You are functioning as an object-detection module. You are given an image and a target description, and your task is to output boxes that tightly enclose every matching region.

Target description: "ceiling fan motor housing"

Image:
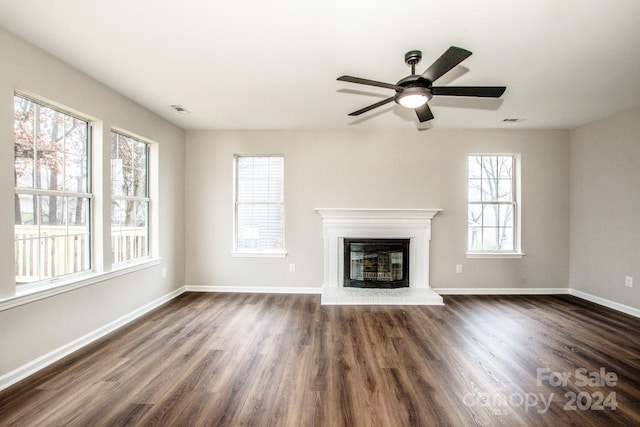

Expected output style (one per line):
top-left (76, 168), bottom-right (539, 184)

top-left (394, 75), bottom-right (433, 106)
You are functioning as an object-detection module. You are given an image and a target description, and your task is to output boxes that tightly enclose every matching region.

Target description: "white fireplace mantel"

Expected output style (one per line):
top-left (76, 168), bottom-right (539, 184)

top-left (315, 208), bottom-right (443, 305)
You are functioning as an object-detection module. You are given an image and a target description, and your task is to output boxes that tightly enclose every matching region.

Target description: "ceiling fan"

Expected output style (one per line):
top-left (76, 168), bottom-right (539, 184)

top-left (337, 46), bottom-right (506, 123)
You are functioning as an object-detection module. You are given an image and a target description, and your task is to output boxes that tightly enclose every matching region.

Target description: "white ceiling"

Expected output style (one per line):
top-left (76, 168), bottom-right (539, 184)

top-left (0, 0), bottom-right (639, 130)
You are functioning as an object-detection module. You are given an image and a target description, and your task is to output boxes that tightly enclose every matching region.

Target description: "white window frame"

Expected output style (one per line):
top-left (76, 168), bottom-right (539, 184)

top-left (13, 93), bottom-right (93, 288)
top-left (2, 91), bottom-right (161, 310)
top-left (232, 155), bottom-right (286, 258)
top-left (466, 153), bottom-right (524, 259)
top-left (110, 130), bottom-right (151, 265)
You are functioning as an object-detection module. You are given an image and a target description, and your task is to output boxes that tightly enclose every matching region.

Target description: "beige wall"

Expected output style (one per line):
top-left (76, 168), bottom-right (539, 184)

top-left (0, 28), bottom-right (185, 375)
top-left (570, 106), bottom-right (640, 309)
top-left (186, 128), bottom-right (570, 290)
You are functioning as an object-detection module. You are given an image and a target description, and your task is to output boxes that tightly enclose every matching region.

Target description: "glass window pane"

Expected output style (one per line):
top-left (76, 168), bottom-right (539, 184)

top-left (67, 197), bottom-right (89, 227)
top-left (65, 154), bottom-right (88, 192)
top-left (133, 168), bottom-right (147, 198)
top-left (468, 156), bottom-right (481, 179)
top-left (468, 204), bottom-right (482, 227)
top-left (468, 179), bottom-right (481, 201)
top-left (135, 201), bottom-right (149, 257)
top-left (14, 156), bottom-right (34, 188)
top-left (36, 150), bottom-right (64, 191)
top-left (499, 205), bottom-right (514, 228)
top-left (468, 227), bottom-right (483, 251)
top-left (482, 205), bottom-right (498, 227)
top-left (497, 179), bottom-right (513, 202)
top-left (39, 235), bottom-right (68, 279)
top-left (480, 179), bottom-right (495, 201)
top-left (66, 234), bottom-right (90, 275)
top-left (37, 106), bottom-right (64, 150)
top-left (117, 135), bottom-right (133, 168)
top-left (482, 227), bottom-right (498, 250)
top-left (15, 194), bottom-right (36, 226)
top-left (498, 227), bottom-right (514, 251)
top-left (40, 195), bottom-right (66, 237)
top-left (15, 238), bottom-right (39, 282)
top-left (497, 156), bottom-right (513, 179)
top-left (481, 156), bottom-right (496, 179)
top-left (14, 97), bottom-right (35, 159)
top-left (111, 199), bottom-right (125, 229)
top-left (64, 116), bottom-right (87, 157)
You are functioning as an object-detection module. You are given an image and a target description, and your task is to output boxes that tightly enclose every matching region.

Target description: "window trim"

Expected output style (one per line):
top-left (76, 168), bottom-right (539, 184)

top-left (8, 90), bottom-right (162, 302)
top-left (232, 155), bottom-right (286, 257)
top-left (0, 258), bottom-right (161, 312)
top-left (110, 130), bottom-right (152, 265)
top-left (13, 93), bottom-right (94, 285)
top-left (466, 153), bottom-right (524, 259)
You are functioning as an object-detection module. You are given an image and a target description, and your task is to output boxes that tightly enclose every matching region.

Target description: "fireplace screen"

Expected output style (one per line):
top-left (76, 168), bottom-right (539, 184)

top-left (344, 238), bottom-right (410, 288)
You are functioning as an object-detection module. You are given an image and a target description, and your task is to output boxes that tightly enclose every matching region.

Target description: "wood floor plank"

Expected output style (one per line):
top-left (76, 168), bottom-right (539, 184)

top-left (1, 293), bottom-right (639, 426)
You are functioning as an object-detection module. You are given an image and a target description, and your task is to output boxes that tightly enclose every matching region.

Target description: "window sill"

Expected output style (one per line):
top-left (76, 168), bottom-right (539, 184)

top-left (466, 252), bottom-right (525, 259)
top-left (231, 250), bottom-right (288, 258)
top-left (0, 258), bottom-right (161, 312)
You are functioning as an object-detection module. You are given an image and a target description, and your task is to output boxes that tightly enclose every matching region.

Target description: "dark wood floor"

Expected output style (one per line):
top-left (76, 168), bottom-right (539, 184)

top-left (1, 293), bottom-right (639, 426)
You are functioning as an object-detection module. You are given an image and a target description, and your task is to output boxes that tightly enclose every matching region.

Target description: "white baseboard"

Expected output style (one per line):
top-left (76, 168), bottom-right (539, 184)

top-left (0, 286), bottom-right (186, 392)
top-left (433, 287), bottom-right (570, 295)
top-left (568, 289), bottom-right (640, 319)
top-left (185, 285), bottom-right (322, 295)
top-left (433, 287), bottom-right (640, 319)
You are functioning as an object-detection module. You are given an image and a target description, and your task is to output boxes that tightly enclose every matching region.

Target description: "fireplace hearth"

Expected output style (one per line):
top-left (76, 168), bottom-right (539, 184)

top-left (344, 239), bottom-right (410, 288)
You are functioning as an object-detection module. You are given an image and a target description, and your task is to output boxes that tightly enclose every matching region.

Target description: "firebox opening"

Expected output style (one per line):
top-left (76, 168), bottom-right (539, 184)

top-left (344, 238), bottom-right (410, 288)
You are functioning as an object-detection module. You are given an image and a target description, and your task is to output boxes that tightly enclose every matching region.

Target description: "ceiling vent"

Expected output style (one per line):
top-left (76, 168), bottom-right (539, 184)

top-left (502, 118), bottom-right (524, 123)
top-left (170, 104), bottom-right (191, 114)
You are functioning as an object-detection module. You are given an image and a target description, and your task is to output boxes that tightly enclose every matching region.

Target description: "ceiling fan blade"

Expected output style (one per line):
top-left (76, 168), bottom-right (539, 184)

top-left (432, 86), bottom-right (506, 98)
top-left (415, 103), bottom-right (434, 122)
top-left (338, 76), bottom-right (404, 91)
top-left (421, 46), bottom-right (472, 83)
top-left (348, 96), bottom-right (395, 116)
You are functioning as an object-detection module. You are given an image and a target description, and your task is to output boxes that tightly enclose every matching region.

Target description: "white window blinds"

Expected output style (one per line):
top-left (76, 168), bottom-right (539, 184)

top-left (235, 156), bottom-right (284, 252)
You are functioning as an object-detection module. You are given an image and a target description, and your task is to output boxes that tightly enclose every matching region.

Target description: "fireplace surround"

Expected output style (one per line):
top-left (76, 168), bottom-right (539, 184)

top-left (315, 208), bottom-right (443, 305)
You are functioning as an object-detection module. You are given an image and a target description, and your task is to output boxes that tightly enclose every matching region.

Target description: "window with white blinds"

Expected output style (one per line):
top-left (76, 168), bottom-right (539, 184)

top-left (234, 156), bottom-right (285, 255)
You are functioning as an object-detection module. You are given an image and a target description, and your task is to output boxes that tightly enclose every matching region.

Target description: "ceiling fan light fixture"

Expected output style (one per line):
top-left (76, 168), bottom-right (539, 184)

top-left (395, 87), bottom-right (433, 109)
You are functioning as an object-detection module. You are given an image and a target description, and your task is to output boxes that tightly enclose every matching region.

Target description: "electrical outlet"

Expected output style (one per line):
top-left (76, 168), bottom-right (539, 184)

top-left (289, 263), bottom-right (296, 273)
top-left (625, 276), bottom-right (633, 288)
top-left (161, 268), bottom-right (167, 279)
top-left (456, 264), bottom-right (463, 274)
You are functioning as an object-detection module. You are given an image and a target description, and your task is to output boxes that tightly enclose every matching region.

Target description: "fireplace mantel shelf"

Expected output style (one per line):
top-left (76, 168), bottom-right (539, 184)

top-left (315, 208), bottom-right (443, 306)
top-left (315, 208), bottom-right (442, 221)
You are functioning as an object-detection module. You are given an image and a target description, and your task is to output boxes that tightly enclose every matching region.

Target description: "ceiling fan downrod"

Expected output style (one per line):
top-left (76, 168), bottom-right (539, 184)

top-left (404, 50), bottom-right (422, 75)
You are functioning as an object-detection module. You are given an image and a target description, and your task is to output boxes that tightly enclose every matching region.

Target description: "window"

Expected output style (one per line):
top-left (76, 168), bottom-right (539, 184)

top-left (14, 94), bottom-right (91, 283)
top-left (111, 131), bottom-right (150, 263)
top-left (467, 154), bottom-right (521, 255)
top-left (234, 156), bottom-right (285, 255)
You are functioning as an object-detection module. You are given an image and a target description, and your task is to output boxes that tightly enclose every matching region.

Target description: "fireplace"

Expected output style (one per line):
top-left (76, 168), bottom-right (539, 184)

top-left (344, 239), bottom-right (410, 288)
top-left (315, 208), bottom-right (444, 305)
